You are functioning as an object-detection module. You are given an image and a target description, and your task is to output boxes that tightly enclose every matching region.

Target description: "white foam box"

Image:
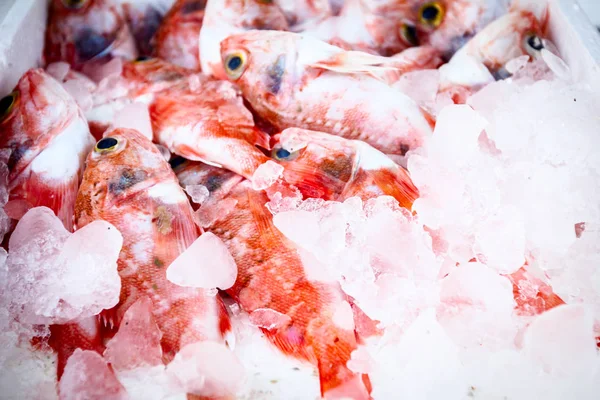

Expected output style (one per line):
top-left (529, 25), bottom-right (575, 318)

top-left (0, 0), bottom-right (599, 96)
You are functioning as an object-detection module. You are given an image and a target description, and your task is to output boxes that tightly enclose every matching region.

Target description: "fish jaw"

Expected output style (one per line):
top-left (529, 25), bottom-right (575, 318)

top-left (206, 181), bottom-right (371, 398)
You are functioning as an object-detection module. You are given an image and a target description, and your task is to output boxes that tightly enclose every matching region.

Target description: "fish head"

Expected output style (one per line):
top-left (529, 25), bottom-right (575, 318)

top-left (118, 0), bottom-right (176, 56)
top-left (407, 0), bottom-right (508, 56)
top-left (0, 69), bottom-right (80, 179)
top-left (172, 158), bottom-right (243, 201)
top-left (46, 0), bottom-right (137, 68)
top-left (272, 128), bottom-right (359, 200)
top-left (220, 30), bottom-right (300, 111)
top-left (76, 128), bottom-right (176, 219)
top-left (274, 0), bottom-right (332, 27)
top-left (456, 10), bottom-right (549, 74)
top-left (209, 0), bottom-right (289, 30)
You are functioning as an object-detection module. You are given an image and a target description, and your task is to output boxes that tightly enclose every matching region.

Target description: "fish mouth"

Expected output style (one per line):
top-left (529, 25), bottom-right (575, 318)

top-left (103, 169), bottom-right (174, 209)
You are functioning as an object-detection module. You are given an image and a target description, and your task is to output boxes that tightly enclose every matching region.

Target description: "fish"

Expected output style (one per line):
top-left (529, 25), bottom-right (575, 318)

top-left (154, 0), bottom-right (207, 70)
top-left (220, 30), bottom-right (433, 157)
top-left (0, 69), bottom-right (95, 232)
top-left (45, 0), bottom-right (138, 69)
top-left (118, 0), bottom-right (176, 56)
top-left (199, 0), bottom-right (289, 79)
top-left (74, 127), bottom-right (232, 363)
top-left (272, 128), bottom-right (419, 210)
top-left (203, 179), bottom-right (372, 399)
top-left (439, 9), bottom-right (549, 91)
top-left (150, 79), bottom-right (272, 179)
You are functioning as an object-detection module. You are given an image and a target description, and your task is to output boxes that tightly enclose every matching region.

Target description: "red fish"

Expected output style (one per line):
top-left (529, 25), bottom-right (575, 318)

top-left (220, 30), bottom-right (433, 158)
top-left (272, 128), bottom-right (419, 210)
top-left (202, 179), bottom-right (372, 399)
top-left (154, 0), bottom-right (207, 70)
top-left (0, 69), bottom-right (95, 231)
top-left (45, 0), bottom-right (137, 69)
top-left (74, 128), bottom-right (231, 363)
top-left (150, 79), bottom-right (271, 179)
top-left (199, 0), bottom-right (289, 79)
top-left (119, 0), bottom-right (176, 57)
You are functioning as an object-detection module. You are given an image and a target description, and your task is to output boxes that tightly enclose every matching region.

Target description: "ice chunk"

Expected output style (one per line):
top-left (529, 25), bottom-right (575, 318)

top-left (3, 207), bottom-right (122, 324)
top-left (273, 210), bottom-right (320, 251)
top-left (166, 341), bottom-right (244, 398)
top-left (249, 308), bottom-right (292, 331)
top-left (437, 262), bottom-right (516, 349)
top-left (104, 297), bottom-right (163, 371)
top-left (113, 365), bottom-right (185, 400)
top-left (251, 160), bottom-right (284, 190)
top-left (46, 62), bottom-right (71, 82)
top-left (332, 301), bottom-right (355, 331)
top-left (505, 55), bottom-right (530, 74)
top-left (167, 232), bottom-right (237, 290)
top-left (111, 102), bottom-right (153, 140)
top-left (522, 304), bottom-right (597, 377)
top-left (185, 185), bottom-right (210, 205)
top-left (59, 349), bottom-right (128, 400)
top-left (194, 197), bottom-right (238, 228)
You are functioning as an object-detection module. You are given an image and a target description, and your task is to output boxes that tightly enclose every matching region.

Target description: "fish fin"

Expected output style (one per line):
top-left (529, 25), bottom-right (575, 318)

top-left (217, 297), bottom-right (233, 342)
top-left (252, 127), bottom-right (272, 150)
top-left (262, 328), bottom-right (316, 364)
top-left (175, 144), bottom-right (225, 169)
top-left (507, 267), bottom-right (565, 316)
top-left (369, 167), bottom-right (420, 211)
top-left (16, 171), bottom-right (79, 232)
top-left (309, 51), bottom-right (399, 75)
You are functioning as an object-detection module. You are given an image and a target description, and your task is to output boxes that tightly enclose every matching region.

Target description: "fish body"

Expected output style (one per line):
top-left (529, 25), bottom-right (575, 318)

top-left (199, 0), bottom-right (289, 79)
top-left (0, 69), bottom-right (95, 231)
top-left (154, 0), bottom-right (207, 70)
top-left (273, 128), bottom-right (419, 210)
top-left (151, 80), bottom-right (271, 179)
top-left (205, 179), bottom-right (371, 399)
top-left (45, 0), bottom-right (137, 69)
top-left (220, 30), bottom-right (433, 157)
top-left (74, 128), bottom-right (231, 362)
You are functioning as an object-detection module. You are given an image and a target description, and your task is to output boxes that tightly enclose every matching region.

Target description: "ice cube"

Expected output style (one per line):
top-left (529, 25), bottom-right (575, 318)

top-left (194, 197), bottom-right (238, 228)
top-left (332, 301), bottom-right (355, 331)
top-left (166, 341), bottom-right (244, 398)
top-left (273, 210), bottom-right (320, 251)
top-left (3, 207), bottom-right (122, 324)
top-left (249, 308), bottom-right (292, 331)
top-left (185, 185), bottom-right (210, 205)
top-left (104, 297), bottom-right (163, 371)
top-left (166, 232), bottom-right (237, 290)
top-left (251, 160), bottom-right (284, 191)
top-left (59, 349), bottom-right (128, 400)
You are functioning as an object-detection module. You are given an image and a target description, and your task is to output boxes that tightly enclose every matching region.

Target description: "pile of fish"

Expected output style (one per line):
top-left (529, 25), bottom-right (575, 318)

top-left (0, 0), bottom-right (599, 399)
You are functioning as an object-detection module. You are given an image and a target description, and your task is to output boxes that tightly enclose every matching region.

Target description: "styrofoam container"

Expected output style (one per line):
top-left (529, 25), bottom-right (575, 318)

top-left (0, 0), bottom-right (598, 97)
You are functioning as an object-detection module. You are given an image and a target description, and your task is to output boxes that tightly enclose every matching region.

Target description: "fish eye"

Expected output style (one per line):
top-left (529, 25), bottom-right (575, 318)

top-left (223, 51), bottom-right (248, 80)
top-left (61, 0), bottom-right (89, 9)
top-left (400, 23), bottom-right (419, 47)
top-left (418, 2), bottom-right (445, 29)
top-left (524, 34), bottom-right (544, 57)
top-left (94, 137), bottom-right (120, 154)
top-left (134, 55), bottom-right (153, 63)
top-left (271, 145), bottom-right (300, 162)
top-left (0, 91), bottom-right (18, 123)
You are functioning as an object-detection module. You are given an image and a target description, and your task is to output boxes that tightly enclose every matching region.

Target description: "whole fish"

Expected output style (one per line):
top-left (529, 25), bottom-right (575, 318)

top-left (154, 0), bottom-right (207, 70)
top-left (74, 128), bottom-right (231, 362)
top-left (199, 0), bottom-right (289, 79)
top-left (220, 30), bottom-right (433, 157)
top-left (272, 128), bottom-right (419, 210)
top-left (45, 0), bottom-right (137, 69)
top-left (0, 69), bottom-right (95, 231)
top-left (151, 80), bottom-right (271, 179)
top-left (203, 179), bottom-right (372, 399)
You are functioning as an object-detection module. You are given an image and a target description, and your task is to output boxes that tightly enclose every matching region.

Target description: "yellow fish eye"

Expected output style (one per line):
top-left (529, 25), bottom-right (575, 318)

top-left (94, 137), bottom-right (120, 154)
top-left (271, 145), bottom-right (300, 162)
top-left (418, 2), bottom-right (445, 29)
top-left (223, 51), bottom-right (248, 80)
top-left (133, 55), bottom-right (153, 63)
top-left (61, 0), bottom-right (89, 9)
top-left (400, 23), bottom-right (419, 47)
top-left (0, 91), bottom-right (18, 123)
